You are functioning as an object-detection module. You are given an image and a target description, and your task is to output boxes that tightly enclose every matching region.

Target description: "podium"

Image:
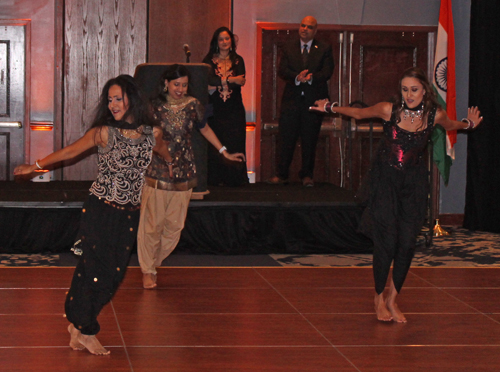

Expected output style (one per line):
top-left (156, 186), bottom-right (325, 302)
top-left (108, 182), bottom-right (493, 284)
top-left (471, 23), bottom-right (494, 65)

top-left (134, 63), bottom-right (211, 196)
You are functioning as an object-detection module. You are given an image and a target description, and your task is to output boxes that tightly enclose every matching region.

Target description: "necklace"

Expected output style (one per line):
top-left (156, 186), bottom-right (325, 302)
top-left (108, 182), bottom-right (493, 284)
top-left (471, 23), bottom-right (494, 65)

top-left (217, 52), bottom-right (230, 60)
top-left (403, 109), bottom-right (423, 124)
top-left (120, 128), bottom-right (140, 138)
top-left (402, 102), bottom-right (424, 124)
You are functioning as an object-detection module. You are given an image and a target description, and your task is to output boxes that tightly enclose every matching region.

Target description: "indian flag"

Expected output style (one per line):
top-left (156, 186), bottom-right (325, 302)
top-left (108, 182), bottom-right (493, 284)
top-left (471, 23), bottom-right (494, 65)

top-left (432, 0), bottom-right (457, 185)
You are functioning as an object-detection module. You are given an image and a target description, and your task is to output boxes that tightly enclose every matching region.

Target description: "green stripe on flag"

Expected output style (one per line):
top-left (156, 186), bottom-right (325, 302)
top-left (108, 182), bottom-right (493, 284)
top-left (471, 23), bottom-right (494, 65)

top-left (431, 87), bottom-right (452, 185)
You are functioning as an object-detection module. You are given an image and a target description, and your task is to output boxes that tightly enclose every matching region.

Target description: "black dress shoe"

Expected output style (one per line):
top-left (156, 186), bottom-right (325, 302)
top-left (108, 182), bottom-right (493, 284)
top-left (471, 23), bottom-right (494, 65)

top-left (267, 176), bottom-right (289, 185)
top-left (302, 177), bottom-right (314, 187)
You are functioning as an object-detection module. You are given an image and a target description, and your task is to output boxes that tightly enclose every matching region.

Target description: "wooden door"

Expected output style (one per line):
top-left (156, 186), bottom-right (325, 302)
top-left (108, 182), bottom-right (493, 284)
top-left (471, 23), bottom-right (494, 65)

top-left (344, 28), bottom-right (433, 190)
top-left (258, 25), bottom-right (435, 190)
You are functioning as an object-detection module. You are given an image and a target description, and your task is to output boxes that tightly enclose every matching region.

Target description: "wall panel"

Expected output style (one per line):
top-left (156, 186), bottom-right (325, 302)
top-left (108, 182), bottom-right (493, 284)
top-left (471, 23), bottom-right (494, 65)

top-left (148, 0), bottom-right (231, 64)
top-left (63, 0), bottom-right (147, 180)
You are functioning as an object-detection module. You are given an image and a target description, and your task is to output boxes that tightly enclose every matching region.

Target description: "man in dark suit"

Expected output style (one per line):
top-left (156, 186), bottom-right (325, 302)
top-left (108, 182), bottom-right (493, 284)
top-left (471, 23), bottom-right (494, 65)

top-left (268, 16), bottom-right (334, 187)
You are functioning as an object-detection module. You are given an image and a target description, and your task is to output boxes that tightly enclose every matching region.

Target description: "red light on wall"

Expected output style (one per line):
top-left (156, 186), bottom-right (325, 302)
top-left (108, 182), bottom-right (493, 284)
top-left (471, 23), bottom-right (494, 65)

top-left (30, 122), bottom-right (54, 131)
top-left (30, 125), bottom-right (53, 131)
top-left (246, 122), bottom-right (256, 131)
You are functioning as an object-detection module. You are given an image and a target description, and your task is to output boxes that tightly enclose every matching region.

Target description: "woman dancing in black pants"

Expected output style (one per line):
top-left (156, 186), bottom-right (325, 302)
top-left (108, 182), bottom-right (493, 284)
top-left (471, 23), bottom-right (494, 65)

top-left (14, 75), bottom-right (172, 354)
top-left (311, 67), bottom-right (482, 322)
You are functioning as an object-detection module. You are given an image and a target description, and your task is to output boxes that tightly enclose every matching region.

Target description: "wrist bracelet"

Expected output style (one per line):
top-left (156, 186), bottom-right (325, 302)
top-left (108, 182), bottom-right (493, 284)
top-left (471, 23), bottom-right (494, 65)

top-left (324, 101), bottom-right (339, 114)
top-left (166, 160), bottom-right (174, 166)
top-left (35, 160), bottom-right (43, 170)
top-left (461, 118), bottom-right (475, 130)
top-left (219, 146), bottom-right (227, 154)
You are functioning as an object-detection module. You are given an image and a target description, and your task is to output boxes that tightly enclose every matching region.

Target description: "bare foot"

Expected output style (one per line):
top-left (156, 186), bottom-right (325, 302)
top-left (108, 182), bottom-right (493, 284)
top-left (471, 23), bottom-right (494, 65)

top-left (374, 293), bottom-right (393, 321)
top-left (386, 301), bottom-right (407, 323)
top-left (67, 324), bottom-right (85, 350)
top-left (386, 280), bottom-right (407, 323)
top-left (142, 273), bottom-right (157, 289)
top-left (77, 334), bottom-right (111, 355)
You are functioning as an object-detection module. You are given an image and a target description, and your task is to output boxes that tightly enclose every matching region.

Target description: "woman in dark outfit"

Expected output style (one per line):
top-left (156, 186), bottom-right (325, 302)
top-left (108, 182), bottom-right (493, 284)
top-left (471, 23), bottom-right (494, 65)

top-left (14, 75), bottom-right (172, 355)
top-left (203, 26), bottom-right (249, 186)
top-left (311, 67), bottom-right (483, 323)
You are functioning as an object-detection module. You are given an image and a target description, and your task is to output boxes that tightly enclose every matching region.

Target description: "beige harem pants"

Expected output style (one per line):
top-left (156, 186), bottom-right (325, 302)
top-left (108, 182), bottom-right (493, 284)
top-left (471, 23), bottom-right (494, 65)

top-left (137, 184), bottom-right (192, 274)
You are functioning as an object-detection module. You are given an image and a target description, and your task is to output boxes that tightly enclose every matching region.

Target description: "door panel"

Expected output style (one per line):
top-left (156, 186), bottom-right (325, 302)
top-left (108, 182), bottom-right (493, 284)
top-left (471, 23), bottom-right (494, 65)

top-left (349, 30), bottom-right (430, 105)
top-left (259, 25), bottom-right (434, 190)
top-left (0, 24), bottom-right (26, 180)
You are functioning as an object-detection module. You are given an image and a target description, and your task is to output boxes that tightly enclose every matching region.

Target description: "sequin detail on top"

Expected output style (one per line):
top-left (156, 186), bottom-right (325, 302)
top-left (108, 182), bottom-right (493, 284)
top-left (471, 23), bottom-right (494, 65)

top-left (90, 126), bottom-right (155, 205)
top-left (145, 96), bottom-right (204, 191)
top-left (377, 105), bottom-right (437, 170)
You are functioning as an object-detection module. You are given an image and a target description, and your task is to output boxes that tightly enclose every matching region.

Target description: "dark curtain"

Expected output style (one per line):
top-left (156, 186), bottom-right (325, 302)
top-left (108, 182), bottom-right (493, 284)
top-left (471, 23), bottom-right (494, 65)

top-left (463, 1), bottom-right (500, 233)
top-left (0, 205), bottom-right (373, 255)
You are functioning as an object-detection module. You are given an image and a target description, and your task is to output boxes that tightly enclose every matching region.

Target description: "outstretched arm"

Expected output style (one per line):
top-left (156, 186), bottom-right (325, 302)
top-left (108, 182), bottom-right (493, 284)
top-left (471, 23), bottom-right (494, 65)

top-left (435, 106), bottom-right (483, 131)
top-left (199, 124), bottom-right (246, 162)
top-left (14, 127), bottom-right (105, 175)
top-left (310, 99), bottom-right (392, 121)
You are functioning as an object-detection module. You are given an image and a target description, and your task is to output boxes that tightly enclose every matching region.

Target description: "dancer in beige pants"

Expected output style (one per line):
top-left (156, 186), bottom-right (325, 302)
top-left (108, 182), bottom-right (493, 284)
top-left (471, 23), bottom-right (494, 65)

top-left (137, 64), bottom-right (245, 289)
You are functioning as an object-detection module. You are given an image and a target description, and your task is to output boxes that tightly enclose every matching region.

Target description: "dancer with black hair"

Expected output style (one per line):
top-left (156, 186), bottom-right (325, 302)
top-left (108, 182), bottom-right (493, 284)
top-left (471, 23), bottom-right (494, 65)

top-left (14, 75), bottom-right (171, 355)
top-left (311, 67), bottom-right (482, 323)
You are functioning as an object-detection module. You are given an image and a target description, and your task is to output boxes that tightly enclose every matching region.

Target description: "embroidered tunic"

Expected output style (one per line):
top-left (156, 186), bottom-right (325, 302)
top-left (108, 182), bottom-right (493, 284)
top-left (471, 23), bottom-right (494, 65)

top-left (90, 126), bottom-right (155, 206)
top-left (146, 96), bottom-right (204, 191)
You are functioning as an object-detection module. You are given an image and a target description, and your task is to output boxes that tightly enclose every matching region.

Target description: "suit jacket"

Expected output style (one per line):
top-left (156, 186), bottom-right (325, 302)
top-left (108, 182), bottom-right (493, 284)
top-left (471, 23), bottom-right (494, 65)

top-left (278, 38), bottom-right (334, 109)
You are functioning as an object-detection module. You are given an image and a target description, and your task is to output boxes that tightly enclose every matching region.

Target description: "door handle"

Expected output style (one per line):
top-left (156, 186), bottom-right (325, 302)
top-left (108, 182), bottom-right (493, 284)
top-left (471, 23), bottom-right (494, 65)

top-left (0, 122), bottom-right (22, 128)
top-left (348, 33), bottom-right (354, 105)
top-left (338, 33), bottom-right (343, 106)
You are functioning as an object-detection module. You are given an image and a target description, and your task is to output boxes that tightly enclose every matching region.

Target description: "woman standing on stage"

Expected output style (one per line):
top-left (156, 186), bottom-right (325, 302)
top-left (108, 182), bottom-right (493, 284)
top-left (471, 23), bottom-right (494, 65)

top-left (137, 64), bottom-right (245, 289)
top-left (14, 75), bottom-right (172, 355)
top-left (311, 67), bottom-right (483, 323)
top-left (202, 26), bottom-right (249, 186)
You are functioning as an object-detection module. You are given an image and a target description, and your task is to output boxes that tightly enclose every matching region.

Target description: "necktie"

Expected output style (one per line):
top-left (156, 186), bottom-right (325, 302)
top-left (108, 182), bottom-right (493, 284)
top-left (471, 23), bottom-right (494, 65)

top-left (302, 44), bottom-right (309, 68)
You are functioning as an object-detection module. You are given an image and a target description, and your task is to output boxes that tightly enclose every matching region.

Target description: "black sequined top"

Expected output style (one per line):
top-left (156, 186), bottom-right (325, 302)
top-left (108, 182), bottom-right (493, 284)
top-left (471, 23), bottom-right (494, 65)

top-left (90, 126), bottom-right (155, 206)
top-left (377, 104), bottom-right (437, 170)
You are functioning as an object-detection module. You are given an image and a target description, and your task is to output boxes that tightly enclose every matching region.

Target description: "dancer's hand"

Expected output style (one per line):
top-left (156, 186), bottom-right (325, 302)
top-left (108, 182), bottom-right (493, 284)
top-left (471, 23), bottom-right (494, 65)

top-left (14, 164), bottom-right (36, 175)
top-left (466, 106), bottom-right (483, 129)
top-left (223, 152), bottom-right (246, 162)
top-left (309, 99), bottom-right (329, 113)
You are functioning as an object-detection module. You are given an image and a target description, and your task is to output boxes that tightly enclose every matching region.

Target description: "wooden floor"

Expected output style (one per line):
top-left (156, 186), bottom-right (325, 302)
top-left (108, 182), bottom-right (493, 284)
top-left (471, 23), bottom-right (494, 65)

top-left (1, 266), bottom-right (500, 371)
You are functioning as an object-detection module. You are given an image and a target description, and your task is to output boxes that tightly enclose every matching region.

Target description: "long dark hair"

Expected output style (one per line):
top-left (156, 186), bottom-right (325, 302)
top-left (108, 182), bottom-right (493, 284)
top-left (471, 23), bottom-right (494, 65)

top-left (203, 26), bottom-right (238, 65)
top-left (90, 74), bottom-right (155, 129)
top-left (395, 67), bottom-right (441, 128)
top-left (154, 64), bottom-right (191, 104)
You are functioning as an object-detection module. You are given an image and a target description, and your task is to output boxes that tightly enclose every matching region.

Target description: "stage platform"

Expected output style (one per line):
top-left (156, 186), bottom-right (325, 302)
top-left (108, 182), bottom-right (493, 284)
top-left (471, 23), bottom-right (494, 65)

top-left (0, 181), bottom-right (372, 255)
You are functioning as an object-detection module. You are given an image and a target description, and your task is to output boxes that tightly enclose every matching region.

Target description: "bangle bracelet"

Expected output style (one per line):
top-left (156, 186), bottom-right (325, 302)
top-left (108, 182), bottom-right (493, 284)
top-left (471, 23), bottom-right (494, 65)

top-left (219, 146), bottom-right (227, 154)
top-left (166, 161), bottom-right (174, 166)
top-left (461, 118), bottom-right (475, 130)
top-left (324, 101), bottom-right (339, 114)
top-left (35, 160), bottom-right (43, 170)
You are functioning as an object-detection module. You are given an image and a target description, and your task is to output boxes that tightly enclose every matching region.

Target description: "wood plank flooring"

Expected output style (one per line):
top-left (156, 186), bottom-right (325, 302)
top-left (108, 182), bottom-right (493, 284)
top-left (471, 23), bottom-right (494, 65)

top-left (1, 266), bottom-right (500, 371)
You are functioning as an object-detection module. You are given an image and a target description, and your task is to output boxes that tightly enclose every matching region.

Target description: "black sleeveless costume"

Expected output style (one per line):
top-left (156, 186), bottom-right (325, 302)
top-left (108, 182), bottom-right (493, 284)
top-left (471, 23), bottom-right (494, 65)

top-left (358, 103), bottom-right (436, 294)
